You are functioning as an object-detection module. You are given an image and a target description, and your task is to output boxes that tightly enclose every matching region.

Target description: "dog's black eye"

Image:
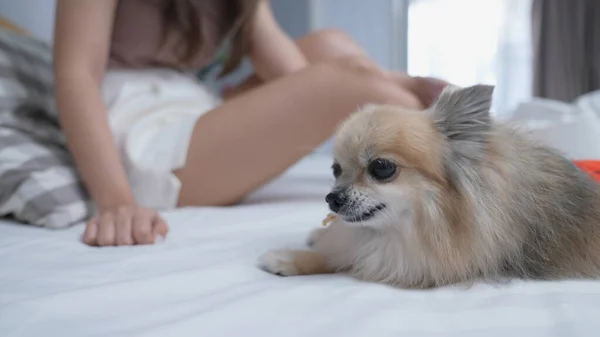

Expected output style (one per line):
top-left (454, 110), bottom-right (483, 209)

top-left (368, 158), bottom-right (397, 181)
top-left (332, 163), bottom-right (342, 178)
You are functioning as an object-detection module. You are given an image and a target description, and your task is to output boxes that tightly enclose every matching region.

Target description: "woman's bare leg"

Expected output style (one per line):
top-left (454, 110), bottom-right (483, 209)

top-left (174, 57), bottom-right (422, 206)
top-left (297, 29), bottom-right (447, 104)
top-left (223, 29), bottom-right (368, 100)
top-left (224, 29), bottom-right (447, 106)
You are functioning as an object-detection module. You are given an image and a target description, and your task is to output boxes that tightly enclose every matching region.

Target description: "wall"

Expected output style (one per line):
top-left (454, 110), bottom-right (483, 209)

top-left (270, 0), bottom-right (311, 39)
top-left (312, 0), bottom-right (396, 69)
top-left (0, 0), bottom-right (56, 43)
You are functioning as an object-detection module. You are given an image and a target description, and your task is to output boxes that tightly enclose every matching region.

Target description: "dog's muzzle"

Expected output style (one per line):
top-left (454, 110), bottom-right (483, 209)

top-left (325, 191), bottom-right (347, 213)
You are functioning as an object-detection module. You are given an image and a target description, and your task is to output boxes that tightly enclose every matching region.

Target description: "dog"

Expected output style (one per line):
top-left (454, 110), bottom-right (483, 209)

top-left (257, 84), bottom-right (600, 288)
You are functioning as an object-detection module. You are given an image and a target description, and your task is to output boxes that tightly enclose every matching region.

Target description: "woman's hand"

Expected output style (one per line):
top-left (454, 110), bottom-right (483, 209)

top-left (55, 0), bottom-right (156, 247)
top-left (391, 73), bottom-right (450, 108)
top-left (83, 205), bottom-right (169, 247)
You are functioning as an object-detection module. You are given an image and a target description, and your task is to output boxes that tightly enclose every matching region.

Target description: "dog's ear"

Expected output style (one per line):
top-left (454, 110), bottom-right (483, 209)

top-left (429, 84), bottom-right (494, 185)
top-left (430, 84), bottom-right (494, 144)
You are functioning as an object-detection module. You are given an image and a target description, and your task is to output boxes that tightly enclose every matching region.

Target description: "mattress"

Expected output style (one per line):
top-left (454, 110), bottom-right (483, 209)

top-left (3, 147), bottom-right (600, 336)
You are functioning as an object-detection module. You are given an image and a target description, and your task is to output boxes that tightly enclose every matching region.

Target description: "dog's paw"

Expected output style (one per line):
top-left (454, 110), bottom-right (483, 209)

top-left (257, 249), bottom-right (299, 277)
top-left (306, 227), bottom-right (328, 247)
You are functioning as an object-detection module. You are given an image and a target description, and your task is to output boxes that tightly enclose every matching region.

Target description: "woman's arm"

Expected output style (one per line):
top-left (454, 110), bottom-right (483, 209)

top-left (247, 0), bottom-right (308, 81)
top-left (54, 0), bottom-right (132, 208)
top-left (54, 0), bottom-right (167, 246)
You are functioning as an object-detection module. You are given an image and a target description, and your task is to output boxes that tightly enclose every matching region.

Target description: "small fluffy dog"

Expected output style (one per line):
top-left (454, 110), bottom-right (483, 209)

top-left (258, 84), bottom-right (600, 288)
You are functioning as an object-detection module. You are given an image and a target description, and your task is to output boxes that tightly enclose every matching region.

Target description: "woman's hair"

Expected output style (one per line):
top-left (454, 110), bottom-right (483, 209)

top-left (161, 0), bottom-right (261, 77)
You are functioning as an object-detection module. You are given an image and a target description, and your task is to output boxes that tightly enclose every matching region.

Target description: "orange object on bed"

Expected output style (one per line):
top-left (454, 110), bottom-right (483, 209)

top-left (573, 160), bottom-right (600, 182)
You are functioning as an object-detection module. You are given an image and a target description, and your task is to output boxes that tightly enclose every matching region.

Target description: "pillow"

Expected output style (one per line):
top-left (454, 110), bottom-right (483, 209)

top-left (576, 90), bottom-right (600, 119)
top-left (510, 98), bottom-right (600, 160)
top-left (0, 27), bottom-right (93, 228)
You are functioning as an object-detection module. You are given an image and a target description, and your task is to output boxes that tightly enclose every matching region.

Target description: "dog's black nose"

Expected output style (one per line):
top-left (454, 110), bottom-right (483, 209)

top-left (326, 191), bottom-right (347, 212)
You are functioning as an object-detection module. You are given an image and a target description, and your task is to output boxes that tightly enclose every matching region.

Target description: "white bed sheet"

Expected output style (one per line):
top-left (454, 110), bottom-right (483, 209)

top-left (3, 155), bottom-right (600, 336)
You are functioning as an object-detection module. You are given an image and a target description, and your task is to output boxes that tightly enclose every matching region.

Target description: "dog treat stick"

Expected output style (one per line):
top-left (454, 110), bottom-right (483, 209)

top-left (322, 213), bottom-right (337, 226)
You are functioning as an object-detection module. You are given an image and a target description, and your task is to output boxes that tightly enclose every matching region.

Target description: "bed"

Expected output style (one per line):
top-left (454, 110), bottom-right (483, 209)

top-left (3, 133), bottom-right (600, 337)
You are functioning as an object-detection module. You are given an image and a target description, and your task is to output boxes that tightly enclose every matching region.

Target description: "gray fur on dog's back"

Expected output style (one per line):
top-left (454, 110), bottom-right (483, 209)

top-left (426, 84), bottom-right (600, 285)
top-left (491, 129), bottom-right (600, 279)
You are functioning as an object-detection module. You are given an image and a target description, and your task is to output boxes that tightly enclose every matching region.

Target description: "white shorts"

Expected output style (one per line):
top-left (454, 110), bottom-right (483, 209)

top-left (101, 68), bottom-right (221, 210)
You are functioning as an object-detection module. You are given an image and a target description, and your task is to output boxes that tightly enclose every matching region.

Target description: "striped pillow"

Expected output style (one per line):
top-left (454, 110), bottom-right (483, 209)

top-left (0, 28), bottom-right (92, 228)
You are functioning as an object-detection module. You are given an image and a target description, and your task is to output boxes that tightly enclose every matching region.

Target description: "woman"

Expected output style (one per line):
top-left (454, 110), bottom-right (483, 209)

top-left (53, 0), bottom-right (447, 247)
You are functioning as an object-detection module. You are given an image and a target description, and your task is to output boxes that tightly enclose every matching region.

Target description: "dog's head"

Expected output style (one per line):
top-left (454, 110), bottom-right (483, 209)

top-left (327, 84), bottom-right (495, 227)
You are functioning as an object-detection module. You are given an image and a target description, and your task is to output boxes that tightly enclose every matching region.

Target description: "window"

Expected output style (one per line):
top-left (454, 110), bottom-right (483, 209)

top-left (405, 0), bottom-right (533, 117)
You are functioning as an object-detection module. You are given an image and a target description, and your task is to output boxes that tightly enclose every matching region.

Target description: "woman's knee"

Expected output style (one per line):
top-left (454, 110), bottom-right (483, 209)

top-left (313, 56), bottom-right (423, 109)
top-left (297, 29), bottom-right (367, 63)
top-left (323, 55), bottom-right (388, 81)
top-left (298, 28), bottom-right (354, 46)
